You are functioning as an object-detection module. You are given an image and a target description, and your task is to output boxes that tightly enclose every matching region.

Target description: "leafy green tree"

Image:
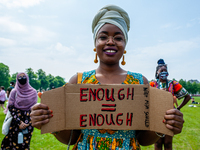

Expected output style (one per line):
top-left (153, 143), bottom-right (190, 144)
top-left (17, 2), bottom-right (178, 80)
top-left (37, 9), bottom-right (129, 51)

top-left (47, 74), bottom-right (55, 89)
top-left (9, 72), bottom-right (18, 83)
top-left (0, 63), bottom-right (10, 88)
top-left (197, 83), bottom-right (200, 94)
top-left (52, 78), bottom-right (58, 88)
top-left (36, 69), bottom-right (49, 91)
top-left (186, 81), bottom-right (192, 94)
top-left (26, 68), bottom-right (40, 90)
top-left (55, 76), bottom-right (66, 87)
top-left (179, 79), bottom-right (187, 89)
top-left (191, 82), bottom-right (198, 94)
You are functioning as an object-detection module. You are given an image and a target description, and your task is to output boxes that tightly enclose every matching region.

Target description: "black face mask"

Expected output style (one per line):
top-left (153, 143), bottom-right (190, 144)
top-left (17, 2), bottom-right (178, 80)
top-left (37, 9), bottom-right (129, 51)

top-left (18, 78), bottom-right (27, 85)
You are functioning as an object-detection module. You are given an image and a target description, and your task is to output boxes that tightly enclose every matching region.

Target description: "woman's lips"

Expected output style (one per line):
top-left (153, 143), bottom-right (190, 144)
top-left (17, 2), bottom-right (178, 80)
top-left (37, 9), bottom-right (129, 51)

top-left (103, 49), bottom-right (117, 56)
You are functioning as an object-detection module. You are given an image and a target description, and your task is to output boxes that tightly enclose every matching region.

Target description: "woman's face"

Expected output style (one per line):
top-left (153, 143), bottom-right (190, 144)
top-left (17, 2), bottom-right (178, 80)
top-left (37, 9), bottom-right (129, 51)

top-left (18, 73), bottom-right (27, 85)
top-left (18, 73), bottom-right (26, 79)
top-left (157, 65), bottom-right (168, 80)
top-left (95, 23), bottom-right (126, 65)
top-left (157, 66), bottom-right (167, 74)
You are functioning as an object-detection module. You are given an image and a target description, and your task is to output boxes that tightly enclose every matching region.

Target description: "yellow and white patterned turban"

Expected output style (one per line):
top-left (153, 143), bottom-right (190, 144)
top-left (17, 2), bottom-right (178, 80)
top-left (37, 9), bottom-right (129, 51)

top-left (92, 5), bottom-right (130, 46)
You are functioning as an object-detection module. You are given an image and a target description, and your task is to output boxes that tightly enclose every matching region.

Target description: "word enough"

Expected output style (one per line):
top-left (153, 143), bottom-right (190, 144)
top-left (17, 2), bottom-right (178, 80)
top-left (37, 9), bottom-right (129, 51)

top-left (80, 88), bottom-right (134, 102)
top-left (80, 113), bottom-right (133, 127)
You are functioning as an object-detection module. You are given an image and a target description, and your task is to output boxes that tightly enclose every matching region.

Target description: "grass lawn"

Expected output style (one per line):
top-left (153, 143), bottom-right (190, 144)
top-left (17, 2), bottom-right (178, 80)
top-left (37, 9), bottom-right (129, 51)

top-left (0, 97), bottom-right (200, 149)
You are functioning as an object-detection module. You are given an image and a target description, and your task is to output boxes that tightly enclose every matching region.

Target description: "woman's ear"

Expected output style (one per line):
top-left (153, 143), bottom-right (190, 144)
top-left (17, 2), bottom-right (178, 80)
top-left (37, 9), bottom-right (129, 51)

top-left (156, 70), bottom-right (160, 79)
top-left (156, 73), bottom-right (159, 79)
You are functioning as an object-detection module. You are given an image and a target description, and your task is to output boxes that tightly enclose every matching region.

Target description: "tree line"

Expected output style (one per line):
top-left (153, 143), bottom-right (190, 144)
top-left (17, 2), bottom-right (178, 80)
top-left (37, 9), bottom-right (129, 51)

top-left (0, 63), bottom-right (66, 91)
top-left (1, 62), bottom-right (200, 94)
top-left (179, 79), bottom-right (200, 95)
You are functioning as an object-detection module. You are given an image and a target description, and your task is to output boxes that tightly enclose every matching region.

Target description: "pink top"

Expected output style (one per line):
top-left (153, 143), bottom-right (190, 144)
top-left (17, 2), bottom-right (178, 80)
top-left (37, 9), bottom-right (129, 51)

top-left (0, 89), bottom-right (6, 101)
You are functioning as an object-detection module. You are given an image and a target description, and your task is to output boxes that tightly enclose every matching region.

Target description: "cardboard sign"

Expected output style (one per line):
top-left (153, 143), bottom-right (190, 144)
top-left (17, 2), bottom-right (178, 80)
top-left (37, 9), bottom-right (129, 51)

top-left (41, 84), bottom-right (174, 136)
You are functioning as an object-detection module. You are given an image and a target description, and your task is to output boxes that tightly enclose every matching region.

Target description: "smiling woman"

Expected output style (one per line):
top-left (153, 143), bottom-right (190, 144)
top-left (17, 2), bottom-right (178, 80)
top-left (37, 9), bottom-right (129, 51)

top-left (30, 4), bottom-right (185, 150)
top-left (95, 24), bottom-right (126, 68)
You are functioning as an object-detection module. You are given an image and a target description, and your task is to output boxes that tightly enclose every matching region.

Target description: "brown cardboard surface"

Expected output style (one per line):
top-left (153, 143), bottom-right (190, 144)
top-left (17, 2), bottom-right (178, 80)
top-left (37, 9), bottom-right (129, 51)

top-left (149, 87), bottom-right (174, 136)
top-left (41, 84), bottom-right (174, 136)
top-left (41, 87), bottom-right (65, 134)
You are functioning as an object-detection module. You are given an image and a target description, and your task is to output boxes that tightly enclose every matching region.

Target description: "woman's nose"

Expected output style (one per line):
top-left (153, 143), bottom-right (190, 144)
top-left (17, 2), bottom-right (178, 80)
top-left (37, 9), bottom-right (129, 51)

top-left (106, 36), bottom-right (115, 44)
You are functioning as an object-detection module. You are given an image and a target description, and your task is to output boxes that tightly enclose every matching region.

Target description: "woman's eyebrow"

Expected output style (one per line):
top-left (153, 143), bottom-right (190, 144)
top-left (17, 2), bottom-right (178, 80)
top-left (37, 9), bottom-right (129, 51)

top-left (98, 31), bottom-right (108, 34)
top-left (98, 31), bottom-right (123, 35)
top-left (114, 31), bottom-right (123, 35)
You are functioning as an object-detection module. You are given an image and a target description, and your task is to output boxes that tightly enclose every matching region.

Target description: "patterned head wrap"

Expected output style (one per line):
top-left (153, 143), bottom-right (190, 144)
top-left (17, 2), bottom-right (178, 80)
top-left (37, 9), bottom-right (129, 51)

top-left (92, 5), bottom-right (130, 46)
top-left (8, 72), bottom-right (37, 111)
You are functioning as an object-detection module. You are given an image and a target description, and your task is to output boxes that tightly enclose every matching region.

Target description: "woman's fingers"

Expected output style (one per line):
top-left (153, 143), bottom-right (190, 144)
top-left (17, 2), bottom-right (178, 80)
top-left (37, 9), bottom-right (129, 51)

top-left (165, 109), bottom-right (183, 116)
top-left (31, 103), bottom-right (52, 117)
top-left (31, 103), bottom-right (49, 111)
top-left (31, 118), bottom-right (50, 129)
top-left (164, 109), bottom-right (184, 135)
top-left (31, 113), bottom-right (52, 123)
top-left (165, 109), bottom-right (184, 123)
top-left (19, 122), bottom-right (28, 129)
top-left (30, 103), bottom-right (53, 129)
top-left (165, 123), bottom-right (182, 134)
top-left (31, 108), bottom-right (52, 117)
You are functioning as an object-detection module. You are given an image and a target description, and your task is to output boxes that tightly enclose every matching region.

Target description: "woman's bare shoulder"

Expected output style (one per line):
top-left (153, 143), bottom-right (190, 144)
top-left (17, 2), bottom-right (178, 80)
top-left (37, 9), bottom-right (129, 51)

top-left (68, 74), bottom-right (78, 84)
top-left (142, 76), bottom-right (149, 85)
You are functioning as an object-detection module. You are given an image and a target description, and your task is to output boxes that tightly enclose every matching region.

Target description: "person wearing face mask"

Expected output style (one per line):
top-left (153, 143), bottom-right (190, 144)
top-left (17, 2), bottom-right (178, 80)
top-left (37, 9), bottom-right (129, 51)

top-left (150, 59), bottom-right (191, 150)
top-left (1, 72), bottom-right (37, 150)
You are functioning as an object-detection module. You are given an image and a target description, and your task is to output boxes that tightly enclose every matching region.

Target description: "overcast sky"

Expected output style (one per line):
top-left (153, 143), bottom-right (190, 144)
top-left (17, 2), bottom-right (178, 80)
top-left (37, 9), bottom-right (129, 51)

top-left (0, 0), bottom-right (200, 82)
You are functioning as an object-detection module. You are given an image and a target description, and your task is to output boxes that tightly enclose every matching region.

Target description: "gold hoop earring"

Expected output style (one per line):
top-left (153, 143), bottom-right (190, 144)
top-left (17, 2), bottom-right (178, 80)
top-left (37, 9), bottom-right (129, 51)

top-left (94, 48), bottom-right (98, 63)
top-left (121, 50), bottom-right (126, 65)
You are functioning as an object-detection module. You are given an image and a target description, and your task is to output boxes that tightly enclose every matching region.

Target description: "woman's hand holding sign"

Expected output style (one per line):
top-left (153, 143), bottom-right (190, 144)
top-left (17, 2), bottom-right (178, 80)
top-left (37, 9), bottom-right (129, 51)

top-left (164, 109), bottom-right (184, 135)
top-left (30, 103), bottom-right (53, 129)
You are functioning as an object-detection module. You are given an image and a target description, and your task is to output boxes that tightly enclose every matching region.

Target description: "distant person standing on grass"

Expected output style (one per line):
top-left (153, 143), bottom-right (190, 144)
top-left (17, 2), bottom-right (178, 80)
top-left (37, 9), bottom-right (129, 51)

top-left (4, 82), bottom-right (15, 114)
top-left (0, 86), bottom-right (6, 110)
top-left (6, 81), bottom-right (15, 98)
top-left (1, 72), bottom-right (37, 150)
top-left (150, 59), bottom-right (191, 150)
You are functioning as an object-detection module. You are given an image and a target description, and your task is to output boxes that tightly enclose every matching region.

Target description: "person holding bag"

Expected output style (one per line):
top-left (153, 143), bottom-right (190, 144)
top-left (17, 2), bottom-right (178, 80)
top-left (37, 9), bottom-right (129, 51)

top-left (1, 72), bottom-right (37, 150)
top-left (2, 109), bottom-right (13, 135)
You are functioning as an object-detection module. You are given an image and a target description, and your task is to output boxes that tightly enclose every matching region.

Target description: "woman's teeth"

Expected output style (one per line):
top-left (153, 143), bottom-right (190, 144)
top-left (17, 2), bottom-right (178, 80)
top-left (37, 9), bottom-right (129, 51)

top-left (105, 50), bottom-right (116, 53)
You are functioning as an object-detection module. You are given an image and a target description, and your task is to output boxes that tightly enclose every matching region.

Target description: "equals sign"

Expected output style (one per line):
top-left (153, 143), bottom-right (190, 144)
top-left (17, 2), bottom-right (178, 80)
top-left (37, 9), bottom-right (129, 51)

top-left (101, 104), bottom-right (116, 112)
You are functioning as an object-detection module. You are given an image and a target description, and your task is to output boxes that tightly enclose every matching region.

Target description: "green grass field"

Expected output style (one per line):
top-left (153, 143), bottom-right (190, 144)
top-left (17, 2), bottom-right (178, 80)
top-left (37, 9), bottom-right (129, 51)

top-left (0, 97), bottom-right (200, 150)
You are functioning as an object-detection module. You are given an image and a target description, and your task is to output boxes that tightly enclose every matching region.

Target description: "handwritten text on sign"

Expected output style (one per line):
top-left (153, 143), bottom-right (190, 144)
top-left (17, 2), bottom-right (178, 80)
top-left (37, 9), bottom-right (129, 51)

top-left (79, 87), bottom-right (149, 128)
top-left (41, 84), bottom-right (173, 136)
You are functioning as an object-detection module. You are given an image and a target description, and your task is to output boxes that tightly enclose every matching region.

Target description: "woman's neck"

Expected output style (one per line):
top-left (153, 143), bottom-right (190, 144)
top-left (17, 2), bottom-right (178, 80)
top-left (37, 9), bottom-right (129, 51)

top-left (159, 79), bottom-right (167, 83)
top-left (95, 63), bottom-right (127, 84)
top-left (96, 63), bottom-right (125, 75)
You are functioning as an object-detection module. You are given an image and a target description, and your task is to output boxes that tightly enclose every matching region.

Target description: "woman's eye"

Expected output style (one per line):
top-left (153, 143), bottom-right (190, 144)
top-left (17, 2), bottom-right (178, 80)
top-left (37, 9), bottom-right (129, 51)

top-left (99, 36), bottom-right (108, 40)
top-left (114, 37), bottom-right (123, 41)
top-left (114, 36), bottom-right (124, 41)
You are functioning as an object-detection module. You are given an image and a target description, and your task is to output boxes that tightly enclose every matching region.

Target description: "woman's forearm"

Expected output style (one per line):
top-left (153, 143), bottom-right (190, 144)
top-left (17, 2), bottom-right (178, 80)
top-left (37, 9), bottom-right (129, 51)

top-left (177, 94), bottom-right (191, 110)
top-left (136, 130), bottom-right (160, 146)
top-left (54, 130), bottom-right (81, 145)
